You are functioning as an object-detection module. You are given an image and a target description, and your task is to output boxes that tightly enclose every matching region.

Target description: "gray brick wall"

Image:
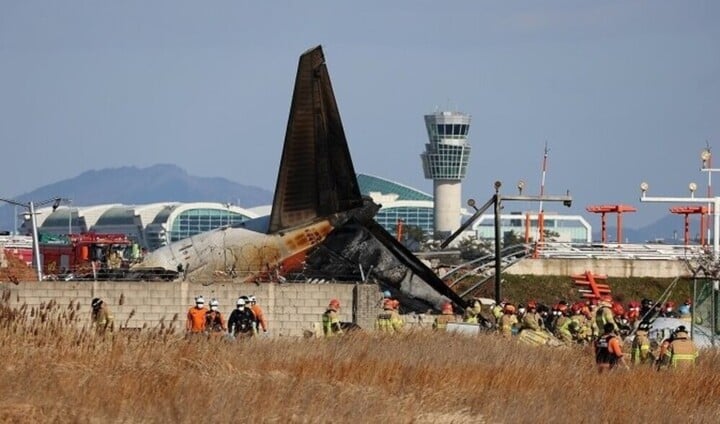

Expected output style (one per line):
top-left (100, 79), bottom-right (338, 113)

top-left (0, 281), bottom-right (378, 337)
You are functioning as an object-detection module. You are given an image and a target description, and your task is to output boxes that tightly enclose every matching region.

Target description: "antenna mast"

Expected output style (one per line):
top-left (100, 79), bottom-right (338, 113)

top-left (534, 142), bottom-right (549, 257)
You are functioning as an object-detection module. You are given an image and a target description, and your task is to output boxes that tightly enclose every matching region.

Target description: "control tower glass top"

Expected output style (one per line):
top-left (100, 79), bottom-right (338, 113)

top-left (421, 111), bottom-right (471, 180)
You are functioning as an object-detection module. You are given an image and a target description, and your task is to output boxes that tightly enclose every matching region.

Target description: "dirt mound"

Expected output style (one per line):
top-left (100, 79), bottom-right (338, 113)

top-left (0, 252), bottom-right (36, 282)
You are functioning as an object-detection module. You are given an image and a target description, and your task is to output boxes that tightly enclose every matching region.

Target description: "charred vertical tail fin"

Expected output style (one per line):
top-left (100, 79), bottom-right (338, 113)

top-left (268, 45), bottom-right (363, 234)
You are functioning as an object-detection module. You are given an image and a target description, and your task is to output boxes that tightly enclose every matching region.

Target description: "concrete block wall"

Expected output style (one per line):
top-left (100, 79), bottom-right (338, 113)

top-left (0, 281), bottom-right (380, 337)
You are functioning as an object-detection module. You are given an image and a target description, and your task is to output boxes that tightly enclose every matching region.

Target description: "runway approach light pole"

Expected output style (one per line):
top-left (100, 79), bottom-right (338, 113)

top-left (639, 182), bottom-right (719, 257)
top-left (0, 197), bottom-right (71, 281)
top-left (441, 181), bottom-right (572, 304)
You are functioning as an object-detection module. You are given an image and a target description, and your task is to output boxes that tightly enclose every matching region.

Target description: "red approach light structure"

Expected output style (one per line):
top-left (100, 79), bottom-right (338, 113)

top-left (572, 270), bottom-right (611, 300)
top-left (670, 206), bottom-right (708, 246)
top-left (586, 204), bottom-right (637, 244)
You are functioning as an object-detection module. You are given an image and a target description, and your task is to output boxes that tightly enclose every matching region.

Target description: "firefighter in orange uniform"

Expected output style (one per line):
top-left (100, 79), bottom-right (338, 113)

top-left (248, 295), bottom-right (268, 335)
top-left (186, 296), bottom-right (207, 335)
top-left (594, 322), bottom-right (628, 373)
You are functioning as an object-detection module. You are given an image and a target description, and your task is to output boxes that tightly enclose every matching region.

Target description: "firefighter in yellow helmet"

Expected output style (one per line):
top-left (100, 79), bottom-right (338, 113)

top-left (322, 299), bottom-right (343, 337)
top-left (376, 298), bottom-right (404, 333)
top-left (433, 302), bottom-right (458, 330)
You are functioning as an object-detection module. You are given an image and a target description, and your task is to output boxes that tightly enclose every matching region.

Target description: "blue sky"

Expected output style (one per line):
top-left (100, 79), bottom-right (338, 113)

top-left (1, 1), bottom-right (718, 230)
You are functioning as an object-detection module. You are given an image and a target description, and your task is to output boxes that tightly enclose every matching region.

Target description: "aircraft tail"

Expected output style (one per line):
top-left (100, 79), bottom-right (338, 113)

top-left (268, 46), bottom-right (363, 234)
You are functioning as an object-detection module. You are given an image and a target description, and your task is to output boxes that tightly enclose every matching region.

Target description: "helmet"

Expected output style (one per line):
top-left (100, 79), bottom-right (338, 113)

top-left (195, 296), bottom-right (205, 306)
top-left (527, 300), bottom-right (537, 310)
top-left (382, 290), bottom-right (392, 298)
top-left (248, 295), bottom-right (257, 304)
top-left (383, 298), bottom-right (395, 310)
top-left (611, 303), bottom-right (625, 316)
top-left (236, 298), bottom-right (246, 308)
top-left (679, 304), bottom-right (691, 315)
top-left (641, 298), bottom-right (653, 308)
top-left (504, 304), bottom-right (516, 314)
top-left (603, 322), bottom-right (616, 333)
top-left (664, 301), bottom-right (675, 310)
top-left (571, 302), bottom-right (583, 314)
top-left (637, 321), bottom-right (651, 332)
top-left (210, 299), bottom-right (219, 311)
top-left (91, 298), bottom-right (103, 309)
top-left (517, 304), bottom-right (526, 315)
top-left (329, 299), bottom-right (340, 310)
top-left (441, 302), bottom-right (453, 314)
top-left (675, 325), bottom-right (687, 333)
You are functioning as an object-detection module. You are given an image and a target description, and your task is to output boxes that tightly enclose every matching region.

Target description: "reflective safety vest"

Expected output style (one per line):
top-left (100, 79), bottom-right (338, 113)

top-left (631, 332), bottom-right (651, 364)
top-left (376, 310), bottom-right (404, 333)
top-left (433, 314), bottom-right (457, 330)
top-left (666, 336), bottom-right (698, 368)
top-left (595, 306), bottom-right (616, 332)
top-left (521, 312), bottom-right (542, 331)
top-left (322, 309), bottom-right (342, 337)
top-left (499, 314), bottom-right (518, 337)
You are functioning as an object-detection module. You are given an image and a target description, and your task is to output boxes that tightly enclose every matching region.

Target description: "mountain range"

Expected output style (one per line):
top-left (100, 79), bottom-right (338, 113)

top-left (0, 164), bottom-right (695, 243)
top-left (0, 164), bottom-right (273, 231)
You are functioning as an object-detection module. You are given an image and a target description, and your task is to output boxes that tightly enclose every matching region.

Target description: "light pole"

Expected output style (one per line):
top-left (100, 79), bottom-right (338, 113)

top-left (701, 147), bottom-right (715, 248)
top-left (0, 196), bottom-right (70, 281)
top-left (639, 182), bottom-right (718, 256)
top-left (442, 181), bottom-right (572, 303)
top-left (639, 182), bottom-right (717, 345)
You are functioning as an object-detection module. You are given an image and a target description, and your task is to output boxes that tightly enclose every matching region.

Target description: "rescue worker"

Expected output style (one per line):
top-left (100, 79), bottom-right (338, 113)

top-left (205, 298), bottom-right (226, 335)
top-left (491, 301), bottom-right (504, 325)
top-left (228, 297), bottom-right (257, 338)
top-left (569, 302), bottom-right (591, 343)
top-left (594, 322), bottom-right (627, 373)
top-left (631, 321), bottom-right (652, 365)
top-left (248, 295), bottom-right (268, 335)
top-left (186, 296), bottom-right (207, 335)
top-left (554, 303), bottom-right (574, 345)
top-left (626, 300), bottom-right (641, 325)
top-left (640, 298), bottom-right (656, 321)
top-left (322, 299), bottom-right (343, 337)
top-left (463, 298), bottom-right (483, 324)
top-left (90, 297), bottom-right (114, 335)
top-left (376, 298), bottom-right (404, 333)
top-left (498, 303), bottom-right (518, 337)
top-left (433, 302), bottom-right (457, 330)
top-left (520, 300), bottom-right (543, 332)
top-left (678, 302), bottom-right (692, 320)
top-left (595, 295), bottom-right (618, 334)
top-left (664, 325), bottom-right (698, 369)
top-left (586, 298), bottom-right (600, 338)
top-left (660, 301), bottom-right (679, 318)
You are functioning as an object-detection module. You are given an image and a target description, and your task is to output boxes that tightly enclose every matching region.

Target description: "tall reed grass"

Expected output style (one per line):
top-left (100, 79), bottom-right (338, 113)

top-left (0, 290), bottom-right (718, 423)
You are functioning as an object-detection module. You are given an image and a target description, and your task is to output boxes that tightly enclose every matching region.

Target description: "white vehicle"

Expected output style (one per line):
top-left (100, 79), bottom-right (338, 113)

top-left (644, 317), bottom-right (715, 349)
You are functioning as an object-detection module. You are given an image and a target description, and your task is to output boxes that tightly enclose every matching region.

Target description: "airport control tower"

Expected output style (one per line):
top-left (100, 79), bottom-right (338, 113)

top-left (420, 111), bottom-right (471, 239)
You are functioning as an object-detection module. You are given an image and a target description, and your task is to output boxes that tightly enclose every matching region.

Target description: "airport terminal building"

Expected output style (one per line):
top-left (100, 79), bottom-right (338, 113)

top-left (21, 202), bottom-right (261, 250)
top-left (19, 175), bottom-right (591, 250)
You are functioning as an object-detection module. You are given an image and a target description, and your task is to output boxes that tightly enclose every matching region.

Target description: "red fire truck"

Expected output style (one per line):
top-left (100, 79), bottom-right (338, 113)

top-left (40, 232), bottom-right (134, 279)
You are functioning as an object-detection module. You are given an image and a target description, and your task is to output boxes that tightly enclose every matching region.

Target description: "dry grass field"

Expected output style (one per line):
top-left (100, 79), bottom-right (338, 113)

top-left (1, 294), bottom-right (719, 423)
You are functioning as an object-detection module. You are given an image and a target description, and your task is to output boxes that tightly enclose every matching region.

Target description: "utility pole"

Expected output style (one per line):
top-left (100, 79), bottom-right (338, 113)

top-left (442, 181), bottom-right (572, 303)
